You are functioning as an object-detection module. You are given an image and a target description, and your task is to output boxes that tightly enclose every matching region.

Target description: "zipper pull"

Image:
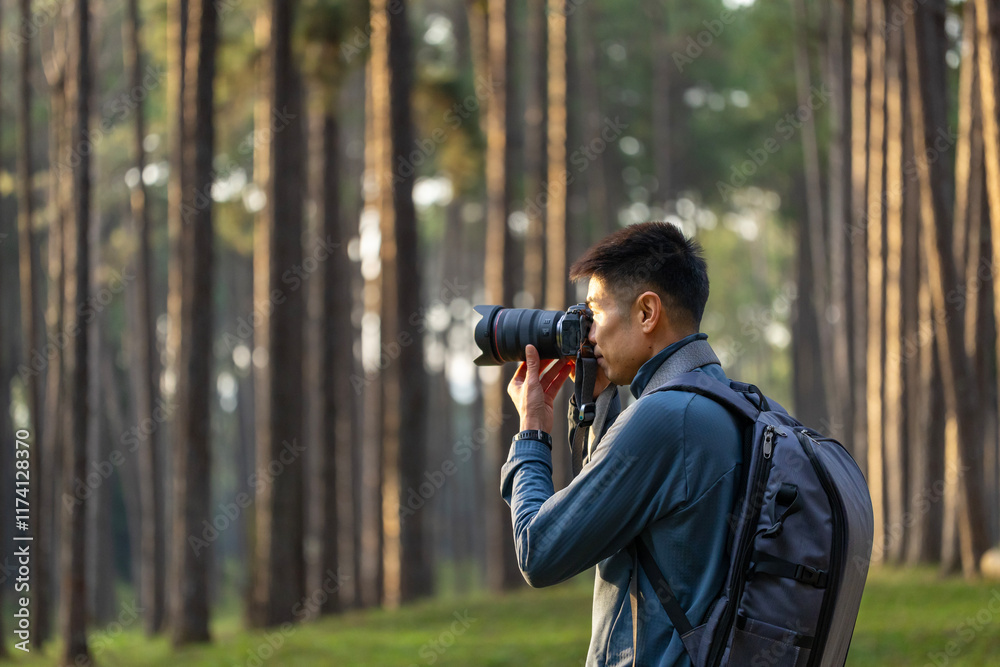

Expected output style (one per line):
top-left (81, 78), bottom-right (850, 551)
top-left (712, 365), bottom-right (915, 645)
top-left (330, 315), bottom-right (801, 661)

top-left (763, 425), bottom-right (774, 459)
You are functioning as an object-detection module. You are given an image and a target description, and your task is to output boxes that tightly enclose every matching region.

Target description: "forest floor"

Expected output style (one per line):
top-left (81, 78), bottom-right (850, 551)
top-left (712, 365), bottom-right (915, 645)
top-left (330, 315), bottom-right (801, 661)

top-left (3, 567), bottom-right (999, 666)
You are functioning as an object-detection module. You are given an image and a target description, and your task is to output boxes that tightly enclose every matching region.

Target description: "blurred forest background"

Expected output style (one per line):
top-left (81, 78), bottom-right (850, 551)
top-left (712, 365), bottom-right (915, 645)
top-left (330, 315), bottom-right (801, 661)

top-left (1, 0), bottom-right (999, 664)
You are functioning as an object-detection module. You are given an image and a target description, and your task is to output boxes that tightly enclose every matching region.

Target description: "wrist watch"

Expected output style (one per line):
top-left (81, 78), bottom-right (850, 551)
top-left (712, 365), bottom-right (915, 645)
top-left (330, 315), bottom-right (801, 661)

top-left (513, 429), bottom-right (553, 450)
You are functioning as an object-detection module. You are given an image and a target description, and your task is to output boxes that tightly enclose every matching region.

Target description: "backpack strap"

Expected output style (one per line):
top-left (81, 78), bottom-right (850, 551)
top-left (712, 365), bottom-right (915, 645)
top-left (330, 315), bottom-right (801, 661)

top-left (630, 370), bottom-right (762, 665)
top-left (650, 370), bottom-right (763, 423)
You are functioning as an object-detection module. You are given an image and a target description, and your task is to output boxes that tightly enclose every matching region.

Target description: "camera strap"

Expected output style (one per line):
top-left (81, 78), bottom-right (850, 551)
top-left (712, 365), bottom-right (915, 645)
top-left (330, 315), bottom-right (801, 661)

top-left (570, 350), bottom-right (599, 476)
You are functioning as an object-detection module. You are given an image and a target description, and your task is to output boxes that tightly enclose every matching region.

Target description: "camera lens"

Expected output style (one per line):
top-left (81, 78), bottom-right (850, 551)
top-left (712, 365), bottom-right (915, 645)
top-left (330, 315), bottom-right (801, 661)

top-left (473, 306), bottom-right (568, 366)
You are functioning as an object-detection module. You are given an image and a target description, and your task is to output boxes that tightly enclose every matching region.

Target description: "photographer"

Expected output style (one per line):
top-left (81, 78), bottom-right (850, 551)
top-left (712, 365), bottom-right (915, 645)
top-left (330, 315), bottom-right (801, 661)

top-left (500, 222), bottom-right (741, 667)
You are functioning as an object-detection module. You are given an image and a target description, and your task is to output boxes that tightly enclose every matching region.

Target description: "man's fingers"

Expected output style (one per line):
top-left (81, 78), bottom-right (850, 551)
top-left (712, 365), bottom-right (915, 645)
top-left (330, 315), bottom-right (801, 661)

top-left (512, 360), bottom-right (527, 384)
top-left (524, 344), bottom-right (540, 380)
top-left (545, 360), bottom-right (575, 396)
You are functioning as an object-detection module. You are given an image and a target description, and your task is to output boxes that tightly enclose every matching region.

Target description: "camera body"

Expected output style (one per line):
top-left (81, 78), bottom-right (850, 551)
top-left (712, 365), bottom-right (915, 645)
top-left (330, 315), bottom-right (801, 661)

top-left (473, 304), bottom-right (593, 366)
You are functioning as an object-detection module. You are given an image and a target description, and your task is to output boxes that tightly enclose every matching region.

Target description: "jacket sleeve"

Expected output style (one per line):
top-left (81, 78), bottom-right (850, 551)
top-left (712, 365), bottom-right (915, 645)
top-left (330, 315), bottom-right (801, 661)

top-left (500, 393), bottom-right (692, 588)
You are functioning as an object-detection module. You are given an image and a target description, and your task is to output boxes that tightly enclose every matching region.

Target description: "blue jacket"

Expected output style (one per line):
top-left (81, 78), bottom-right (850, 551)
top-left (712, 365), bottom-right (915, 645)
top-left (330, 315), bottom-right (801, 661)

top-left (500, 334), bottom-right (742, 666)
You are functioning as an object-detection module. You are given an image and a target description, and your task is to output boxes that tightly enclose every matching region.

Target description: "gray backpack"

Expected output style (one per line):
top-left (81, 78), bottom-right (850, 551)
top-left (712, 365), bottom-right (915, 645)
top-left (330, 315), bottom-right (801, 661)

top-left (630, 371), bottom-right (874, 667)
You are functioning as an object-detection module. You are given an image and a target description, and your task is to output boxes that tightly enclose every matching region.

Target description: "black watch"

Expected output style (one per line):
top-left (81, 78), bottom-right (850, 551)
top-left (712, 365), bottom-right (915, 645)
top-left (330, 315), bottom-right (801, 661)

top-left (513, 429), bottom-right (553, 450)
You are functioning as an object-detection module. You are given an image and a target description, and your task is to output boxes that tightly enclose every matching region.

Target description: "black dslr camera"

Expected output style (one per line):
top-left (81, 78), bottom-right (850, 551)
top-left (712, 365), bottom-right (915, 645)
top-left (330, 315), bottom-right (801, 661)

top-left (472, 304), bottom-right (594, 366)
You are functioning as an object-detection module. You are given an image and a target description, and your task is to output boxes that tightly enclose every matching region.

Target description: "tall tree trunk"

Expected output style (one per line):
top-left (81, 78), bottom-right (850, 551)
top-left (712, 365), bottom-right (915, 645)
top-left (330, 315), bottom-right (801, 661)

top-left (305, 109), bottom-right (350, 616)
top-left (826, 0), bottom-right (852, 443)
top-left (881, 17), bottom-right (905, 564)
top-left (865, 0), bottom-right (887, 566)
top-left (169, 0), bottom-right (216, 642)
top-left (59, 0), bottom-right (92, 662)
top-left (358, 51), bottom-right (385, 608)
top-left (974, 0), bottom-right (1000, 561)
top-left (522, 0), bottom-right (546, 308)
top-left (849, 0), bottom-right (869, 474)
top-left (17, 0), bottom-right (49, 646)
top-left (384, 0), bottom-right (433, 604)
top-left (164, 0), bottom-right (188, 599)
top-left (250, 0), bottom-right (307, 627)
top-left (85, 256), bottom-right (114, 625)
top-left (483, 0), bottom-right (522, 594)
top-left (124, 0), bottom-right (165, 633)
top-left (791, 0), bottom-right (839, 432)
top-left (545, 0), bottom-right (567, 310)
top-left (39, 15), bottom-right (70, 645)
top-left (905, 3), bottom-right (991, 576)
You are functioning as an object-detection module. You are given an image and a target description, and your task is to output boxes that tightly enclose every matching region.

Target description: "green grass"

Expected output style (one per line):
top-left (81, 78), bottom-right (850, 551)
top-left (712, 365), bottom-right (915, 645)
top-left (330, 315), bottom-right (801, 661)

top-left (3, 568), bottom-right (998, 666)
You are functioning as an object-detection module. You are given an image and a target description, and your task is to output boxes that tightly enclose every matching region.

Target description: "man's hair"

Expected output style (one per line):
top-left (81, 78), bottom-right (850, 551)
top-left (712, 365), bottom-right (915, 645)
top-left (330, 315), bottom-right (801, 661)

top-left (569, 222), bottom-right (710, 328)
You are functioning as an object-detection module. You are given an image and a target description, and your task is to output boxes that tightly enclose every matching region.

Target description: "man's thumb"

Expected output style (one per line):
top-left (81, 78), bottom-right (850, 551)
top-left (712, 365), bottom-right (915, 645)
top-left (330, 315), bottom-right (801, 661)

top-left (525, 345), bottom-right (539, 378)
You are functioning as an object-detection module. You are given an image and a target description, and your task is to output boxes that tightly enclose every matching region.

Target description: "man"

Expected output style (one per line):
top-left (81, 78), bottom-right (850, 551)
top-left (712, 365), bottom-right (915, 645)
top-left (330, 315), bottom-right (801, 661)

top-left (501, 222), bottom-right (742, 667)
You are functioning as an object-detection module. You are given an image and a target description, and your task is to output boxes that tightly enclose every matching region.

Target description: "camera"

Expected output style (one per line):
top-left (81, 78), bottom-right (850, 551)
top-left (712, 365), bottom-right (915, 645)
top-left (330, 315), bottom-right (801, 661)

top-left (472, 304), bottom-right (593, 366)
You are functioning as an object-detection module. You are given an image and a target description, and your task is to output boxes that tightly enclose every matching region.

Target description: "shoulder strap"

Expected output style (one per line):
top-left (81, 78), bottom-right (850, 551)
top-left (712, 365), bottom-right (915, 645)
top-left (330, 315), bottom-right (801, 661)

top-left (651, 370), bottom-right (762, 423)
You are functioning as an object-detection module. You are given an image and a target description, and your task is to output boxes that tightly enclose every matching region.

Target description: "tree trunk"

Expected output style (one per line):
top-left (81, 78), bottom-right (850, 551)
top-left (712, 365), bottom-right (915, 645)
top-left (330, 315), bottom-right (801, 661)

top-left (522, 0), bottom-right (546, 308)
top-left (17, 0), bottom-right (50, 645)
top-left (849, 0), bottom-right (869, 473)
top-left (385, 0), bottom-right (434, 604)
top-left (881, 17), bottom-right (905, 565)
top-left (905, 3), bottom-right (991, 576)
top-left (306, 109), bottom-right (351, 616)
top-left (791, 0), bottom-right (839, 432)
top-left (545, 0), bottom-right (568, 310)
top-left (826, 0), bottom-right (852, 444)
top-left (865, 0), bottom-right (886, 566)
top-left (38, 17), bottom-right (71, 644)
top-left (250, 0), bottom-right (307, 627)
top-left (482, 0), bottom-right (523, 594)
top-left (59, 0), bottom-right (92, 662)
top-left (169, 0), bottom-right (216, 643)
top-left (124, 0), bottom-right (165, 633)
top-left (358, 52), bottom-right (385, 609)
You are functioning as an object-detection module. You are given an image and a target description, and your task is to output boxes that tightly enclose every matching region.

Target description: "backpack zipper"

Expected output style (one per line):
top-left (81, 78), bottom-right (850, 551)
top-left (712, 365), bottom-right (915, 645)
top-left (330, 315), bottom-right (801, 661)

top-left (709, 424), bottom-right (777, 667)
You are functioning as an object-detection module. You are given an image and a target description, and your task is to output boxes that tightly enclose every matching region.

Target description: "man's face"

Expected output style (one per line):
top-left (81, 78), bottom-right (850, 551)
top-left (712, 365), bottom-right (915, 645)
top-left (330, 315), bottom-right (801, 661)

top-left (585, 276), bottom-right (647, 387)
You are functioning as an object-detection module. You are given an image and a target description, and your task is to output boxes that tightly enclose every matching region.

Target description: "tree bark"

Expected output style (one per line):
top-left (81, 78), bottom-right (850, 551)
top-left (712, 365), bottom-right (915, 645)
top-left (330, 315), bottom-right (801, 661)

top-left (124, 0), bottom-right (165, 633)
top-left (169, 0), bottom-right (216, 643)
top-left (386, 0), bottom-right (434, 604)
top-left (849, 0), bottom-right (869, 473)
top-left (522, 0), bottom-right (547, 308)
top-left (865, 0), bottom-right (886, 565)
top-left (905, 4), bottom-right (991, 576)
top-left (17, 0), bottom-right (50, 645)
top-left (250, 0), bottom-right (307, 627)
top-left (881, 16), bottom-right (905, 565)
top-left (59, 0), bottom-right (92, 662)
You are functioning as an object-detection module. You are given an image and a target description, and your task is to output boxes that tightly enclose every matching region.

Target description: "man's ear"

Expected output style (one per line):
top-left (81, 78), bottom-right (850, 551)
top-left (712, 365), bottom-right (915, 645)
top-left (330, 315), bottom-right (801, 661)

top-left (635, 291), bottom-right (661, 333)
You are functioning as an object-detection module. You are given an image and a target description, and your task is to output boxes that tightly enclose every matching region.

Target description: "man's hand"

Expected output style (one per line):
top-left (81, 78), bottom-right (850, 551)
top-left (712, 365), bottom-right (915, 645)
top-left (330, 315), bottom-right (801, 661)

top-left (508, 345), bottom-right (575, 433)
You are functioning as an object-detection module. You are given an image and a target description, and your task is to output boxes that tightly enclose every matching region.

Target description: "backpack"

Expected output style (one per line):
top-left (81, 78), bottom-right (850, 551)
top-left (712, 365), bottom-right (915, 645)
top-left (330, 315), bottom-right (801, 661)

top-left (629, 371), bottom-right (874, 667)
